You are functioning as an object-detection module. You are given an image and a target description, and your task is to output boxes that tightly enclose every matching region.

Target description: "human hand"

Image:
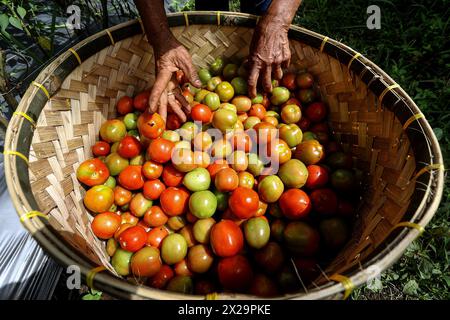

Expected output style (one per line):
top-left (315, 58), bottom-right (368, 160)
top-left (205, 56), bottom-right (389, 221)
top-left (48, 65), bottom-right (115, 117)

top-left (247, 19), bottom-right (291, 98)
top-left (149, 36), bottom-right (201, 122)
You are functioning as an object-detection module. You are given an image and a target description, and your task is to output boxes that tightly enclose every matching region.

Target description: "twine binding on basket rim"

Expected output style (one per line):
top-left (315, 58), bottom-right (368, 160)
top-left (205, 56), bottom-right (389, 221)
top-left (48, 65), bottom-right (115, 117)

top-left (19, 210), bottom-right (49, 223)
top-left (87, 266), bottom-right (107, 290)
top-left (13, 111), bottom-right (36, 127)
top-left (68, 48), bottom-right (82, 65)
top-left (3, 150), bottom-right (29, 165)
top-left (329, 274), bottom-right (354, 300)
top-left (31, 81), bottom-right (50, 99)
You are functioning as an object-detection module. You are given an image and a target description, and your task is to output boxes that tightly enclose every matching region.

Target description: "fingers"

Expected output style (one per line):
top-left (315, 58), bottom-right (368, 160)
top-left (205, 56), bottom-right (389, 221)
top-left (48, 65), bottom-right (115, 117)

top-left (159, 91), bottom-right (168, 122)
top-left (182, 60), bottom-right (202, 88)
top-left (273, 64), bottom-right (283, 81)
top-left (247, 63), bottom-right (261, 98)
top-left (262, 64), bottom-right (272, 93)
top-left (174, 90), bottom-right (191, 114)
top-left (282, 56), bottom-right (291, 69)
top-left (168, 96), bottom-right (187, 123)
top-left (148, 69), bottom-right (172, 113)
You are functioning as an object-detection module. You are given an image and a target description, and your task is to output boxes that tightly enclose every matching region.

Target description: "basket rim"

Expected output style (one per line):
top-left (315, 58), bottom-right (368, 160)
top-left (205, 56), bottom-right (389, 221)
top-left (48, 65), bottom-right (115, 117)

top-left (4, 11), bottom-right (444, 300)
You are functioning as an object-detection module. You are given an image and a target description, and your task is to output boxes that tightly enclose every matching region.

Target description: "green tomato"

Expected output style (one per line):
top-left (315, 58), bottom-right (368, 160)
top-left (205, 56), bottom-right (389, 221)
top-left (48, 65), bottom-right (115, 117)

top-left (179, 122), bottom-right (198, 141)
top-left (330, 169), bottom-right (355, 191)
top-left (270, 87), bottom-right (290, 106)
top-left (124, 113), bottom-right (138, 130)
top-left (319, 218), bottom-right (349, 250)
top-left (127, 129), bottom-right (139, 138)
top-left (189, 190), bottom-right (217, 219)
top-left (194, 89), bottom-right (210, 103)
top-left (222, 63), bottom-right (238, 80)
top-left (105, 152), bottom-right (129, 176)
top-left (247, 153), bottom-right (264, 177)
top-left (230, 76), bottom-right (248, 95)
top-left (161, 233), bottom-right (188, 265)
top-left (110, 141), bottom-right (120, 153)
top-left (244, 217), bottom-right (270, 249)
top-left (100, 119), bottom-right (127, 143)
top-left (212, 108), bottom-right (237, 132)
top-left (213, 189), bottom-right (228, 211)
top-left (237, 63), bottom-right (248, 78)
top-left (215, 81), bottom-right (235, 102)
top-left (210, 57), bottom-right (225, 76)
top-left (130, 153), bottom-right (144, 165)
top-left (166, 275), bottom-right (193, 294)
top-left (183, 167), bottom-right (211, 191)
top-left (279, 124), bottom-right (303, 148)
top-left (244, 116), bottom-right (261, 130)
top-left (258, 175), bottom-right (284, 203)
top-left (103, 176), bottom-right (116, 189)
top-left (206, 76), bottom-right (222, 91)
top-left (112, 248), bottom-right (133, 276)
top-left (204, 92), bottom-right (221, 111)
top-left (193, 218), bottom-right (216, 244)
top-left (303, 131), bottom-right (318, 141)
top-left (251, 93), bottom-right (264, 104)
top-left (283, 221), bottom-right (320, 256)
top-left (278, 159), bottom-right (309, 188)
top-left (162, 130), bottom-right (180, 142)
top-left (198, 68), bottom-right (212, 84)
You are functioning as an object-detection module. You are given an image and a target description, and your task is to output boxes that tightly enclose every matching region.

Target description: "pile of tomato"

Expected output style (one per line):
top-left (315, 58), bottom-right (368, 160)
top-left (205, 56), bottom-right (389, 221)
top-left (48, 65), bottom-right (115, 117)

top-left (76, 57), bottom-right (362, 297)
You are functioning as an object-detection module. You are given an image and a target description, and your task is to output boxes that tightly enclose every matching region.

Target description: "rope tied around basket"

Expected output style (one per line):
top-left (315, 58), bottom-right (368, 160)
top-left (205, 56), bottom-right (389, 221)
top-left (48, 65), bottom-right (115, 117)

top-left (205, 292), bottom-right (218, 300)
top-left (329, 274), bottom-right (354, 300)
top-left (13, 111), bottom-right (36, 127)
top-left (105, 29), bottom-right (115, 45)
top-left (414, 163), bottom-right (445, 179)
top-left (347, 52), bottom-right (361, 71)
top-left (19, 210), bottom-right (49, 223)
top-left (320, 36), bottom-right (329, 53)
top-left (87, 266), bottom-right (107, 290)
top-left (378, 83), bottom-right (400, 110)
top-left (68, 48), bottom-right (82, 65)
top-left (3, 150), bottom-right (29, 164)
top-left (31, 81), bottom-right (50, 99)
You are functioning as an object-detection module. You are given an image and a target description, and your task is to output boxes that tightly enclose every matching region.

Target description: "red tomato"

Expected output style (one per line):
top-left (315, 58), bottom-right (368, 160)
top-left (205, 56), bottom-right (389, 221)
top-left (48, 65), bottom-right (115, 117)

top-left (282, 72), bottom-right (297, 90)
top-left (305, 102), bottom-right (328, 123)
top-left (191, 104), bottom-right (212, 123)
top-left (167, 113), bottom-right (182, 130)
top-left (137, 112), bottom-right (165, 139)
top-left (298, 117), bottom-right (311, 131)
top-left (133, 91), bottom-right (150, 112)
top-left (228, 187), bottom-right (259, 219)
top-left (207, 159), bottom-right (229, 180)
top-left (117, 136), bottom-right (142, 159)
top-left (305, 165), bottom-right (329, 189)
top-left (118, 225), bottom-right (147, 252)
top-left (143, 179), bottom-right (166, 200)
top-left (121, 212), bottom-right (139, 225)
top-left (91, 211), bottom-right (121, 239)
top-left (160, 187), bottom-right (190, 216)
top-left (76, 158), bottom-right (109, 186)
top-left (279, 189), bottom-right (312, 220)
top-left (143, 205), bottom-right (168, 227)
top-left (149, 264), bottom-right (174, 289)
top-left (117, 96), bottom-right (134, 115)
top-left (214, 167), bottom-right (239, 192)
top-left (218, 255), bottom-right (253, 292)
top-left (147, 138), bottom-right (174, 164)
top-left (92, 141), bottom-right (110, 157)
top-left (118, 165), bottom-right (144, 190)
top-left (248, 104), bottom-right (266, 119)
top-left (146, 226), bottom-right (169, 248)
top-left (114, 186), bottom-right (132, 206)
top-left (142, 160), bottom-right (163, 180)
top-left (310, 188), bottom-right (338, 216)
top-left (210, 220), bottom-right (244, 257)
top-left (162, 163), bottom-right (185, 187)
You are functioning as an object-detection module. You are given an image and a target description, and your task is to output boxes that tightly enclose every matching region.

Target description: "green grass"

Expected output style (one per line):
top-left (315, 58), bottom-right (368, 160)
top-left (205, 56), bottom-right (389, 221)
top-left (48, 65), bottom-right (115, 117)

top-left (291, 0), bottom-right (449, 300)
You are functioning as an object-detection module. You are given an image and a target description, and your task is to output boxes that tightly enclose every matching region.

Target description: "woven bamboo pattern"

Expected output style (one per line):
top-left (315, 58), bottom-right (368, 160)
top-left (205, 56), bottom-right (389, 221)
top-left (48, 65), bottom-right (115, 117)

top-left (5, 13), bottom-right (444, 299)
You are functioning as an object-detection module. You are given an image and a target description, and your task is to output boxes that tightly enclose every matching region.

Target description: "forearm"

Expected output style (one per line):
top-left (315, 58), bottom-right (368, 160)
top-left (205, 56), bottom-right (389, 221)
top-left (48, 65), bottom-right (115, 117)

top-left (259, 0), bottom-right (302, 29)
top-left (134, 0), bottom-right (173, 51)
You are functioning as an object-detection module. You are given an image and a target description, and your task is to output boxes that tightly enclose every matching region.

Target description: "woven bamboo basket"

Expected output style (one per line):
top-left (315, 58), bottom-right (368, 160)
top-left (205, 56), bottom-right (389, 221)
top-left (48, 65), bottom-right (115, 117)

top-left (4, 12), bottom-right (444, 300)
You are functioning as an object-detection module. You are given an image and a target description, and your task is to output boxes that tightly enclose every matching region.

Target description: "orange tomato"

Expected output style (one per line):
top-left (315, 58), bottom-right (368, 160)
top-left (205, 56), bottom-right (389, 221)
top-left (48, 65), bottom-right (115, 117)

top-left (160, 187), bottom-right (190, 216)
top-left (118, 165), bottom-right (144, 190)
top-left (114, 186), bottom-right (132, 206)
top-left (191, 104), bottom-right (212, 123)
top-left (207, 159), bottom-right (229, 180)
top-left (231, 131), bottom-right (252, 152)
top-left (84, 185), bottom-right (114, 213)
top-left (147, 138), bottom-right (174, 164)
top-left (146, 226), bottom-right (169, 248)
top-left (228, 186), bottom-right (259, 219)
top-left (143, 179), bottom-right (166, 200)
top-left (137, 112), bottom-right (165, 139)
top-left (248, 104), bottom-right (266, 119)
top-left (121, 212), bottom-right (139, 226)
top-left (143, 206), bottom-right (168, 227)
top-left (149, 264), bottom-right (174, 289)
top-left (214, 168), bottom-right (239, 192)
top-left (91, 211), bottom-right (121, 239)
top-left (162, 163), bottom-right (185, 187)
top-left (76, 158), bottom-right (110, 187)
top-left (92, 141), bottom-right (110, 157)
top-left (142, 160), bottom-right (163, 180)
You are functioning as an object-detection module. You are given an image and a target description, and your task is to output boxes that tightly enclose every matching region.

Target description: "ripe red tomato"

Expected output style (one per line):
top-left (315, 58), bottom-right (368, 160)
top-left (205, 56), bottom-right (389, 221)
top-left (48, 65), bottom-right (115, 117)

top-left (143, 179), bottom-right (166, 200)
top-left (279, 189), bottom-right (312, 220)
top-left (167, 113), bottom-right (182, 130)
top-left (305, 102), bottom-right (328, 123)
top-left (248, 104), bottom-right (266, 119)
top-left (92, 141), bottom-right (110, 157)
top-left (137, 112), bottom-right (165, 139)
top-left (76, 158), bottom-right (110, 186)
top-left (91, 211), bottom-right (121, 239)
top-left (117, 96), bottom-right (134, 115)
top-left (149, 264), bottom-right (174, 289)
top-left (146, 226), bottom-right (169, 248)
top-left (305, 165), bottom-right (329, 189)
top-left (160, 187), bottom-right (190, 216)
top-left (191, 104), bottom-right (212, 123)
top-left (142, 160), bottom-right (163, 180)
top-left (133, 91), bottom-right (150, 112)
top-left (228, 187), bottom-right (259, 219)
top-left (218, 255), bottom-right (253, 292)
top-left (310, 188), bottom-right (338, 216)
top-left (118, 165), bottom-right (144, 190)
top-left (143, 205), bottom-right (168, 227)
top-left (162, 163), bottom-right (185, 187)
top-left (282, 72), bottom-right (297, 90)
top-left (207, 159), bottom-right (229, 180)
top-left (117, 135), bottom-right (142, 159)
top-left (118, 225), bottom-right (147, 252)
top-left (210, 220), bottom-right (244, 257)
top-left (147, 138), bottom-right (174, 163)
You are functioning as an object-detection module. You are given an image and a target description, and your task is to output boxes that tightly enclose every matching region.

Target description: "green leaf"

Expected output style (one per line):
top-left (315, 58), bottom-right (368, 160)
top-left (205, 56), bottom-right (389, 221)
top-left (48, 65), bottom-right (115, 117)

top-left (38, 36), bottom-right (51, 51)
top-left (0, 14), bottom-right (9, 32)
top-left (433, 127), bottom-right (443, 141)
top-left (403, 279), bottom-right (419, 296)
top-left (81, 290), bottom-right (102, 300)
top-left (8, 16), bottom-right (22, 30)
top-left (17, 6), bottom-right (26, 19)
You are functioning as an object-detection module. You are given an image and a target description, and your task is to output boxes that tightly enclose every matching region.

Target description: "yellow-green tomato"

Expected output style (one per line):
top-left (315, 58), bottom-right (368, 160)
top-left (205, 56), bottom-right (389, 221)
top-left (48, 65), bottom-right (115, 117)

top-left (183, 167), bottom-right (211, 191)
top-left (281, 104), bottom-right (302, 124)
top-left (206, 76), bottom-right (222, 91)
top-left (198, 68), bottom-right (212, 84)
top-left (187, 244), bottom-right (214, 273)
top-left (244, 217), bottom-right (270, 249)
top-left (105, 153), bottom-right (129, 176)
top-left (210, 57), bottom-right (225, 76)
top-left (215, 81), bottom-right (235, 102)
top-left (247, 153), bottom-right (264, 177)
top-left (166, 275), bottom-right (193, 294)
top-left (189, 190), bottom-right (217, 219)
top-left (112, 248), bottom-right (133, 276)
top-left (231, 76), bottom-right (248, 95)
top-left (204, 92), bottom-right (221, 111)
top-left (162, 130), bottom-right (180, 142)
top-left (179, 122), bottom-right (197, 141)
top-left (244, 116), bottom-right (261, 130)
top-left (258, 175), bottom-right (284, 203)
top-left (278, 159), bottom-right (309, 188)
top-left (124, 113), bottom-right (138, 130)
top-left (279, 123), bottom-right (303, 148)
top-left (232, 96), bottom-right (252, 113)
top-left (212, 108), bottom-right (237, 132)
top-left (193, 217), bottom-right (216, 244)
top-left (100, 119), bottom-right (127, 143)
top-left (270, 87), bottom-right (290, 106)
top-left (161, 233), bottom-right (188, 265)
top-left (222, 63), bottom-right (238, 80)
top-left (195, 89), bottom-right (210, 103)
